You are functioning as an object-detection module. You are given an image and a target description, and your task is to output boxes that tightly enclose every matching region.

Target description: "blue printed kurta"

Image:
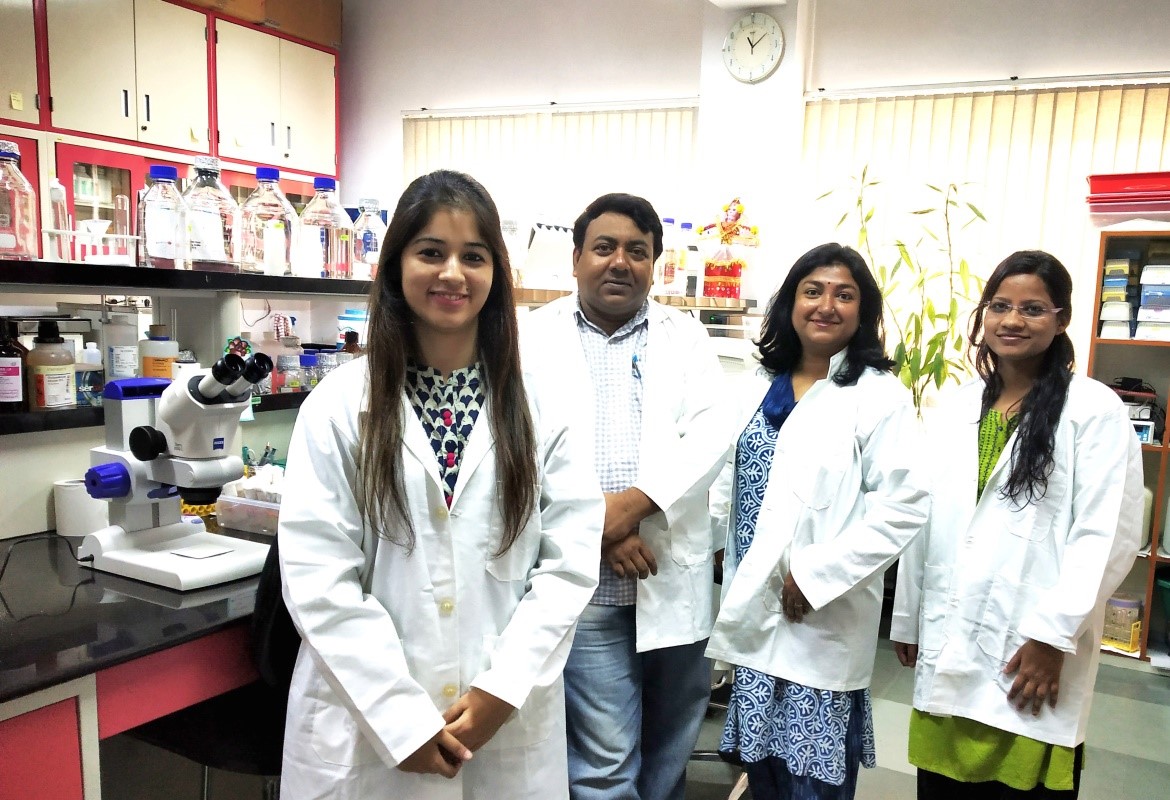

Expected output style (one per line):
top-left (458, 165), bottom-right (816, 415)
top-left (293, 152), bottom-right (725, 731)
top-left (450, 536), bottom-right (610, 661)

top-left (720, 403), bottom-right (877, 788)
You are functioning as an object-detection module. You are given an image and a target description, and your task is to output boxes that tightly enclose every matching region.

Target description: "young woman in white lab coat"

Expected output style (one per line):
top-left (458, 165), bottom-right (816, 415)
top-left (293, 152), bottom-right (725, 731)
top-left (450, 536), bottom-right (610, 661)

top-left (892, 250), bottom-right (1143, 799)
top-left (276, 170), bottom-right (603, 800)
top-left (706, 243), bottom-right (931, 800)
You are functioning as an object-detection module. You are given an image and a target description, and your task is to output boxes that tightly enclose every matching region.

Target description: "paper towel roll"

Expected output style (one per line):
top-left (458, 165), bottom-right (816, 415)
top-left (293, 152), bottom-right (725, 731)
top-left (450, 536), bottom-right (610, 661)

top-left (54, 479), bottom-right (109, 539)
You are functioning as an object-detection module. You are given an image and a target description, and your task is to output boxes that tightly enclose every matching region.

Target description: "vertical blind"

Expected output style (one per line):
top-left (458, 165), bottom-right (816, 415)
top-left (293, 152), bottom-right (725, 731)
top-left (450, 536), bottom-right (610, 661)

top-left (800, 85), bottom-right (1170, 354)
top-left (402, 107), bottom-right (699, 226)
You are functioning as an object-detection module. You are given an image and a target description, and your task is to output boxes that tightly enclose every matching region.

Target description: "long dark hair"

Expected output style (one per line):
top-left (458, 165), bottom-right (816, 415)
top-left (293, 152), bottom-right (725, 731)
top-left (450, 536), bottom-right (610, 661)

top-left (361, 170), bottom-right (537, 554)
top-left (756, 242), bottom-right (894, 385)
top-left (968, 250), bottom-right (1074, 505)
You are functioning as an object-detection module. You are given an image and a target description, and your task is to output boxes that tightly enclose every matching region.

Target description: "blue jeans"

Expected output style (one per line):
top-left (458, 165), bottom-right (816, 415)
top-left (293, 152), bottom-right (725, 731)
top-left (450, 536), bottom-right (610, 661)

top-left (563, 603), bottom-right (711, 800)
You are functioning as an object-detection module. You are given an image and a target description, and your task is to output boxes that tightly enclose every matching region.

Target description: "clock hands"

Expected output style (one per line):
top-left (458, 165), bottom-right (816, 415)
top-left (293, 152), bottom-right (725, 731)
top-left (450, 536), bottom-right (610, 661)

top-left (746, 34), bottom-right (761, 53)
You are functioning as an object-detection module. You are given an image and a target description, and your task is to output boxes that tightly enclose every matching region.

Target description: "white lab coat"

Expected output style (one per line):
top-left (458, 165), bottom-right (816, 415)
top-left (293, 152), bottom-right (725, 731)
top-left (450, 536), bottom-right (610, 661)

top-left (520, 296), bottom-right (728, 651)
top-left (277, 358), bottom-right (604, 800)
top-left (891, 375), bottom-right (1143, 747)
top-left (706, 353), bottom-right (930, 691)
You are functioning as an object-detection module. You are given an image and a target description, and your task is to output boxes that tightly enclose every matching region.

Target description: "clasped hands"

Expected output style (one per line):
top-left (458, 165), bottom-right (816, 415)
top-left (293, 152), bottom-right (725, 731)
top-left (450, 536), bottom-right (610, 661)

top-left (397, 687), bottom-right (515, 778)
top-left (602, 489), bottom-right (660, 580)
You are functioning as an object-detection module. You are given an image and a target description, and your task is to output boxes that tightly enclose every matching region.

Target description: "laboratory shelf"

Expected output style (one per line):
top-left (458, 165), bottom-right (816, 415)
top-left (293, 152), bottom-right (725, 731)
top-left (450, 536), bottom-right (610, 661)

top-left (0, 258), bottom-right (373, 298)
top-left (0, 392), bottom-right (308, 436)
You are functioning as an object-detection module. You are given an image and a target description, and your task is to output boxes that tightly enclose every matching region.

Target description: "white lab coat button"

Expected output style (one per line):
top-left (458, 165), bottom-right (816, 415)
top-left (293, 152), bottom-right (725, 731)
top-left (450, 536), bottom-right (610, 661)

top-left (435, 506), bottom-right (449, 520)
top-left (439, 599), bottom-right (455, 616)
top-left (442, 684), bottom-right (458, 698)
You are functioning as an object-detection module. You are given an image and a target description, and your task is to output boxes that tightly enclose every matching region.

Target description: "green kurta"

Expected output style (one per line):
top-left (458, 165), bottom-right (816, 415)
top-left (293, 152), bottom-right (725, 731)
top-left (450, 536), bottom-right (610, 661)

top-left (908, 409), bottom-right (1077, 791)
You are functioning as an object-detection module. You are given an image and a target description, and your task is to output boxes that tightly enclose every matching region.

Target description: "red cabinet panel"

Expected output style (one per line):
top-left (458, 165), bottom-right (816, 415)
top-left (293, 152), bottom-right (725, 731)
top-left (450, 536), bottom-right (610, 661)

top-left (0, 698), bottom-right (84, 800)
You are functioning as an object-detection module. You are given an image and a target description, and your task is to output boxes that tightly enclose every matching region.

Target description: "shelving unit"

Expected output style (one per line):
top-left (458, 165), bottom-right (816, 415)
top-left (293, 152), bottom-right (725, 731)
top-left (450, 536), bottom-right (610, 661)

top-left (0, 258), bottom-right (369, 437)
top-left (1086, 230), bottom-right (1170, 660)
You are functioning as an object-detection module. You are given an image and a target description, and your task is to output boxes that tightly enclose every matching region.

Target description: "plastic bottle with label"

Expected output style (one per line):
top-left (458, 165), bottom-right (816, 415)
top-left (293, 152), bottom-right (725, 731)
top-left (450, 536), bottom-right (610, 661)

top-left (296, 177), bottom-right (353, 279)
top-left (0, 318), bottom-right (29, 412)
top-left (240, 167), bottom-right (296, 276)
top-left (75, 342), bottom-right (105, 408)
top-left (103, 317), bottom-right (139, 379)
top-left (183, 156), bottom-right (240, 272)
top-left (139, 323), bottom-right (179, 379)
top-left (48, 177), bottom-right (70, 261)
top-left (27, 320), bottom-right (76, 411)
top-left (656, 218), bottom-right (683, 297)
top-left (352, 198), bottom-right (387, 281)
top-left (0, 140), bottom-right (37, 260)
top-left (679, 222), bottom-right (701, 297)
top-left (138, 165), bottom-right (186, 269)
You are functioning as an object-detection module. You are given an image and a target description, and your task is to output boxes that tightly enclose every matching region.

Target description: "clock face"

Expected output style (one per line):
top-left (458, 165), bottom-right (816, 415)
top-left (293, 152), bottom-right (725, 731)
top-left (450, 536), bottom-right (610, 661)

top-left (722, 12), bottom-right (784, 84)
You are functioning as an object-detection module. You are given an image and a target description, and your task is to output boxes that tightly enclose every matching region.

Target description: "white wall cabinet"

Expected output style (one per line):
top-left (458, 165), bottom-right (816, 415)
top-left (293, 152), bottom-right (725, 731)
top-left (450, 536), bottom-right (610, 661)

top-left (0, 0), bottom-right (39, 126)
top-left (217, 20), bottom-right (336, 176)
top-left (46, 0), bottom-right (209, 151)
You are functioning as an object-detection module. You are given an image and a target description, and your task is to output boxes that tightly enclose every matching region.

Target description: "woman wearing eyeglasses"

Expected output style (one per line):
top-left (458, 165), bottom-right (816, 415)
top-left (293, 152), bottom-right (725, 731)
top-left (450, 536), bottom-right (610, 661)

top-left (892, 250), bottom-right (1143, 799)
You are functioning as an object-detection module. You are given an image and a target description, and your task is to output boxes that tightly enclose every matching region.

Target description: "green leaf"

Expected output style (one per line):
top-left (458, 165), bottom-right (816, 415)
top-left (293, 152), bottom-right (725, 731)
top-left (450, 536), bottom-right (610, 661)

top-left (864, 208), bottom-right (874, 223)
top-left (966, 202), bottom-right (987, 221)
top-left (816, 189), bottom-right (834, 201)
top-left (836, 211), bottom-right (849, 229)
top-left (926, 183), bottom-right (942, 193)
top-left (911, 208), bottom-right (935, 215)
top-left (932, 353), bottom-right (947, 387)
top-left (861, 165), bottom-right (868, 182)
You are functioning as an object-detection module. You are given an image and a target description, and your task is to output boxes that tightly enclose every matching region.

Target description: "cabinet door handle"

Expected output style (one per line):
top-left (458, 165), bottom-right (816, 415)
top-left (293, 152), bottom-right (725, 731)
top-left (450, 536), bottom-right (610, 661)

top-left (145, 94), bottom-right (151, 122)
top-left (286, 126), bottom-right (292, 149)
top-left (271, 122), bottom-right (276, 146)
top-left (122, 89), bottom-right (129, 118)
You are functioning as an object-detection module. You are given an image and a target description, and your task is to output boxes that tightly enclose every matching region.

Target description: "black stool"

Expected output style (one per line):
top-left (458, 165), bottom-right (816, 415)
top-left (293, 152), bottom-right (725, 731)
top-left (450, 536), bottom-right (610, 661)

top-left (125, 681), bottom-right (286, 800)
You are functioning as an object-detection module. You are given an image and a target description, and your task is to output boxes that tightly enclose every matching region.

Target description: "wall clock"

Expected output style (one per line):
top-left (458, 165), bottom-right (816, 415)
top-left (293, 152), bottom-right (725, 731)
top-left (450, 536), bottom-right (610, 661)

top-left (722, 12), bottom-right (784, 84)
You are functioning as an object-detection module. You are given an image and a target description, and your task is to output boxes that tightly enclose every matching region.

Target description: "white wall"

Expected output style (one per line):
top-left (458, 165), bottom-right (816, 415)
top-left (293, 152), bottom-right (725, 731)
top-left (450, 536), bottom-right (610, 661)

top-left (339, 0), bottom-right (1170, 322)
top-left (340, 0), bottom-right (706, 206)
top-left (808, 0), bottom-right (1170, 93)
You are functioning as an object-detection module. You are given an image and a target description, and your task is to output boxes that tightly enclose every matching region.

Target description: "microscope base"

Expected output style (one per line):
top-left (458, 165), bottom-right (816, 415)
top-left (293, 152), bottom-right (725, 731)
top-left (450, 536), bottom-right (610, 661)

top-left (79, 521), bottom-right (270, 591)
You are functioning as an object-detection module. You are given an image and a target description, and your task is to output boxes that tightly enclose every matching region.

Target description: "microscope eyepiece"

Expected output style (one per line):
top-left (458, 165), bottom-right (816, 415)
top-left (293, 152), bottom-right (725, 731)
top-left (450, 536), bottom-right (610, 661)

top-left (196, 353), bottom-right (247, 401)
top-left (226, 353), bottom-right (275, 396)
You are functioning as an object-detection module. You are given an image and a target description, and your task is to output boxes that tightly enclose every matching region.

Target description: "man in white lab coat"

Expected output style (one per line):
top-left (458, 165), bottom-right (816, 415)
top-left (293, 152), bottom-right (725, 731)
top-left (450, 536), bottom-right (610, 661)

top-left (521, 193), bottom-right (728, 800)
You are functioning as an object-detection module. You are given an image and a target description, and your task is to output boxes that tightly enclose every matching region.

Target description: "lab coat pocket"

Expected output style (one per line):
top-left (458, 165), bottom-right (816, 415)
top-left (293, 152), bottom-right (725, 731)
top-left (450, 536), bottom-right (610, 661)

top-left (762, 563), bottom-right (786, 614)
top-left (1005, 464), bottom-right (1066, 542)
top-left (659, 513), bottom-right (709, 568)
top-left (791, 464), bottom-right (844, 511)
top-left (486, 512), bottom-right (541, 582)
top-left (975, 574), bottom-right (1031, 694)
top-left (917, 564), bottom-right (952, 653)
top-left (478, 635), bottom-right (555, 750)
top-left (307, 678), bottom-right (378, 767)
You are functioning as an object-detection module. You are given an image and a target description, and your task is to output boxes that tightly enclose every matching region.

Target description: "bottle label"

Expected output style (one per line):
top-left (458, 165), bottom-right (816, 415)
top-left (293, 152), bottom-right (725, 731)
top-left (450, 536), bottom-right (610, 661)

top-left (144, 205), bottom-right (180, 259)
top-left (142, 355), bottom-right (176, 379)
top-left (76, 368), bottom-right (105, 407)
top-left (263, 220), bottom-right (286, 272)
top-left (188, 208), bottom-right (228, 260)
top-left (360, 229), bottom-right (380, 264)
top-left (33, 364), bottom-right (75, 408)
top-left (0, 356), bottom-right (21, 402)
top-left (108, 345), bottom-right (138, 378)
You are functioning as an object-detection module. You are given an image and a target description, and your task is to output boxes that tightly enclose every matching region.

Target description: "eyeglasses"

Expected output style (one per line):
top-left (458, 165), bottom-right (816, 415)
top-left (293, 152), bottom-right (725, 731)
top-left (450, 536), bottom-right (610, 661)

top-left (981, 301), bottom-right (1064, 319)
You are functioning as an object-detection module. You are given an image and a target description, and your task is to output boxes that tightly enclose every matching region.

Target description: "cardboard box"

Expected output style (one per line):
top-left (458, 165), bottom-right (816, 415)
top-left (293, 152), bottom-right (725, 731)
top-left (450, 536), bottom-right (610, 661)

top-left (189, 0), bottom-right (341, 49)
top-left (263, 0), bottom-right (341, 49)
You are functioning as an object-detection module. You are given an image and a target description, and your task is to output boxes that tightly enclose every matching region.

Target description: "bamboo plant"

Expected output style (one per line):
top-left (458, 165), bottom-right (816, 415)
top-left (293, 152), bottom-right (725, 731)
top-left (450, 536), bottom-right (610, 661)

top-left (820, 168), bottom-right (988, 413)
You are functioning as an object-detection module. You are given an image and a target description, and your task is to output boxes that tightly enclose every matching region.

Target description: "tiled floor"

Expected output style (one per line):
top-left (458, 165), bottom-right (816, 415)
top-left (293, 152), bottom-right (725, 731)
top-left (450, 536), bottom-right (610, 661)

top-left (686, 639), bottom-right (1170, 799)
top-left (101, 640), bottom-right (1170, 800)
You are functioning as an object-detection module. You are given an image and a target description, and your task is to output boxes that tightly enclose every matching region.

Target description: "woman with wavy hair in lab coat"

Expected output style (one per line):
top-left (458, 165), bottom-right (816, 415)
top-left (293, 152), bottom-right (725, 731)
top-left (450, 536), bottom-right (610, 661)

top-left (276, 170), bottom-right (603, 800)
top-left (707, 242), bottom-right (931, 800)
top-left (892, 250), bottom-right (1143, 799)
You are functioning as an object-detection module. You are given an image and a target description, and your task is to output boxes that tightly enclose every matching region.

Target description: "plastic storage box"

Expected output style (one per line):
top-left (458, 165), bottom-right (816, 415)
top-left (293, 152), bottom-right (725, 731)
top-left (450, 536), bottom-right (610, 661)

top-left (216, 495), bottom-right (280, 536)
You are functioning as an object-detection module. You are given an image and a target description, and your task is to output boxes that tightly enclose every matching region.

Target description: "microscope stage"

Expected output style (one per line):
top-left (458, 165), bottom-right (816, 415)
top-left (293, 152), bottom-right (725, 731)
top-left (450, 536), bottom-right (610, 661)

top-left (80, 523), bottom-right (270, 591)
